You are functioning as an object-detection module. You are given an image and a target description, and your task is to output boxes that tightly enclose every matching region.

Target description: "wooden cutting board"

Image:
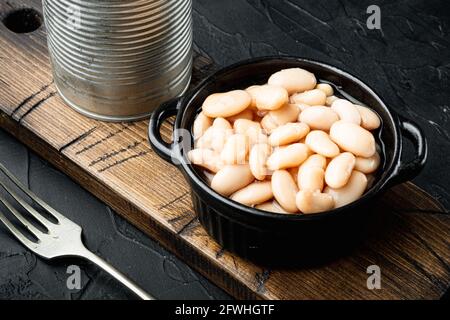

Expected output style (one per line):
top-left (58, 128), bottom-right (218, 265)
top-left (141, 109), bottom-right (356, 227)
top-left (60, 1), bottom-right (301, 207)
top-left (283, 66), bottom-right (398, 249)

top-left (1, 0), bottom-right (449, 300)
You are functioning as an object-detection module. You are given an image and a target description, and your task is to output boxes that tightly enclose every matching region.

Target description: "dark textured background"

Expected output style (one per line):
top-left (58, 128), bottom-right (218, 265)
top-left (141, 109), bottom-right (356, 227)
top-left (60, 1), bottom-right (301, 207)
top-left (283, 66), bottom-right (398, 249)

top-left (0, 0), bottom-right (449, 299)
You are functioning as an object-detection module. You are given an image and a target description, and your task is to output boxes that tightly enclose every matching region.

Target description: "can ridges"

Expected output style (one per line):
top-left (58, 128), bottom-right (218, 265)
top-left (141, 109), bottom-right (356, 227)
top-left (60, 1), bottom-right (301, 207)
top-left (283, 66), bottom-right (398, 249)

top-left (48, 39), bottom-right (192, 84)
top-left (46, 30), bottom-right (192, 79)
top-left (47, 0), bottom-right (191, 35)
top-left (44, 0), bottom-right (193, 121)
top-left (45, 9), bottom-right (192, 52)
top-left (52, 0), bottom-right (170, 11)
top-left (54, 56), bottom-right (192, 102)
top-left (46, 23), bottom-right (192, 68)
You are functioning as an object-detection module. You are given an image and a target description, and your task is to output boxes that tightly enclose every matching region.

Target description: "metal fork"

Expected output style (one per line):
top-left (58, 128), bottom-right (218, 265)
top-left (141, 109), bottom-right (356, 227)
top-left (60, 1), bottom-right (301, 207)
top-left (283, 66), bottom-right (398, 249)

top-left (0, 164), bottom-right (153, 300)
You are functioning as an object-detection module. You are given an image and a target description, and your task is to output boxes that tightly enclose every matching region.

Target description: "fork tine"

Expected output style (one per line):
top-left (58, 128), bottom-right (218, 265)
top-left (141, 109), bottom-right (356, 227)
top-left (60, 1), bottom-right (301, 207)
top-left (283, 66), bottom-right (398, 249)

top-left (0, 194), bottom-right (47, 239)
top-left (0, 163), bottom-right (68, 224)
top-left (0, 210), bottom-right (38, 251)
top-left (0, 180), bottom-right (56, 230)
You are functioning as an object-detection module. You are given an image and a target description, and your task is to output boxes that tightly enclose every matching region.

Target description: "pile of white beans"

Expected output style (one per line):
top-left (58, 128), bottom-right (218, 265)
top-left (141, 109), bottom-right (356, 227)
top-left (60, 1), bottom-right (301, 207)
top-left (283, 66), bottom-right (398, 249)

top-left (188, 68), bottom-right (381, 214)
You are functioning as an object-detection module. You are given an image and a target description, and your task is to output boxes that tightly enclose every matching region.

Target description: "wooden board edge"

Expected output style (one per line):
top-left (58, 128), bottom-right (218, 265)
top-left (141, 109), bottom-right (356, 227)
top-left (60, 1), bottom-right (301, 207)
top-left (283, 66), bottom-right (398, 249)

top-left (0, 110), bottom-right (262, 300)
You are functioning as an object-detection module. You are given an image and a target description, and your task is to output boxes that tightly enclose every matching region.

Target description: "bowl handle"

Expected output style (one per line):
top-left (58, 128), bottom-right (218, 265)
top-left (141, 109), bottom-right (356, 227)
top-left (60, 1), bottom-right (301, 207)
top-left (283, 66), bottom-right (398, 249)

top-left (385, 115), bottom-right (428, 187)
top-left (148, 97), bottom-right (182, 164)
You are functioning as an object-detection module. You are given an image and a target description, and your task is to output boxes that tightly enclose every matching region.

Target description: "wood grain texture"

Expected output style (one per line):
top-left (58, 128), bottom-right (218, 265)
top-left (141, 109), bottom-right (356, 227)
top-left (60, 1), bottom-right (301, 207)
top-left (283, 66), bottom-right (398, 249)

top-left (0, 0), bottom-right (449, 300)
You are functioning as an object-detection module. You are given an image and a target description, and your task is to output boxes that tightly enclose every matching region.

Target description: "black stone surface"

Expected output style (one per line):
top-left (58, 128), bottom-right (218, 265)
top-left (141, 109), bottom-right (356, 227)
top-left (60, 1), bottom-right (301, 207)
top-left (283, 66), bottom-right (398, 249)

top-left (0, 0), bottom-right (449, 299)
top-left (0, 129), bottom-right (230, 299)
top-left (193, 0), bottom-right (450, 210)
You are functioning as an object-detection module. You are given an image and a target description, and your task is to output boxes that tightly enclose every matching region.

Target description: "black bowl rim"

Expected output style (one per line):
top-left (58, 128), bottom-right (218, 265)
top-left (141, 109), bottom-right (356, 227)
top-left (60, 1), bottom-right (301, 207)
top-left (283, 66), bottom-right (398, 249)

top-left (173, 56), bottom-right (401, 222)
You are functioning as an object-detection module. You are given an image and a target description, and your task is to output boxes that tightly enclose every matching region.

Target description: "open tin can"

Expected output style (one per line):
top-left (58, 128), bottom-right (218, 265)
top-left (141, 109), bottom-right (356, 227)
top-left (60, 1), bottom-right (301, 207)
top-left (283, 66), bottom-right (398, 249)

top-left (43, 0), bottom-right (193, 122)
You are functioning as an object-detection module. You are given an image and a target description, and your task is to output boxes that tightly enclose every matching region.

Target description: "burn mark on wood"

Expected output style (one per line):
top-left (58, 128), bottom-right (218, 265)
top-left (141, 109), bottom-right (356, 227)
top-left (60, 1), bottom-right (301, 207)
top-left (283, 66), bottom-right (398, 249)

top-left (158, 191), bottom-right (189, 210)
top-left (255, 270), bottom-right (271, 294)
top-left (75, 123), bottom-right (134, 155)
top-left (232, 256), bottom-right (238, 270)
top-left (11, 81), bottom-right (53, 116)
top-left (18, 91), bottom-right (56, 123)
top-left (177, 217), bottom-right (200, 236)
top-left (215, 248), bottom-right (225, 259)
top-left (89, 138), bottom-right (145, 167)
top-left (167, 211), bottom-right (194, 224)
top-left (58, 126), bottom-right (98, 152)
top-left (97, 151), bottom-right (148, 173)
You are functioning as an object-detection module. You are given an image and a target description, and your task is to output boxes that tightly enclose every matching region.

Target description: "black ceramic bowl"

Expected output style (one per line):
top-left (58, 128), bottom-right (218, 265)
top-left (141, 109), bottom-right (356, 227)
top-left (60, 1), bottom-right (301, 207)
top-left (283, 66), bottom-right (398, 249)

top-left (149, 57), bottom-right (427, 265)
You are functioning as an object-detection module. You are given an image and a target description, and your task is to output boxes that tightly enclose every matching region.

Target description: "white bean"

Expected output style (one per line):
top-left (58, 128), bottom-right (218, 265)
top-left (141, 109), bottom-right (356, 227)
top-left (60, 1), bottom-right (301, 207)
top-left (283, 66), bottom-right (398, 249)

top-left (220, 134), bottom-right (249, 165)
top-left (266, 143), bottom-right (309, 170)
top-left (291, 89), bottom-right (327, 106)
top-left (296, 190), bottom-right (334, 214)
top-left (355, 105), bottom-right (381, 130)
top-left (233, 119), bottom-right (268, 147)
top-left (212, 117), bottom-right (233, 130)
top-left (246, 85), bottom-right (261, 110)
top-left (298, 166), bottom-right (325, 192)
top-left (324, 171), bottom-right (367, 208)
top-left (196, 125), bottom-right (233, 152)
top-left (355, 151), bottom-right (381, 174)
top-left (269, 122), bottom-right (310, 146)
top-left (254, 85), bottom-right (289, 111)
top-left (211, 164), bottom-right (254, 196)
top-left (205, 119), bottom-right (234, 151)
top-left (247, 127), bottom-right (269, 147)
top-left (230, 181), bottom-right (273, 206)
top-left (325, 95), bottom-right (339, 106)
top-left (315, 83), bottom-right (334, 97)
top-left (261, 103), bottom-right (300, 133)
top-left (226, 108), bottom-right (253, 123)
top-left (299, 154), bottom-right (327, 172)
top-left (331, 99), bottom-right (361, 125)
top-left (330, 121), bottom-right (376, 157)
top-left (268, 68), bottom-right (317, 94)
top-left (299, 106), bottom-right (340, 131)
top-left (325, 152), bottom-right (356, 188)
top-left (193, 112), bottom-right (213, 139)
top-left (203, 90), bottom-right (251, 118)
top-left (188, 148), bottom-right (223, 173)
top-left (234, 119), bottom-right (260, 134)
top-left (271, 170), bottom-right (299, 213)
top-left (305, 130), bottom-right (340, 158)
top-left (293, 103), bottom-right (311, 113)
top-left (249, 143), bottom-right (272, 180)
top-left (212, 117), bottom-right (232, 130)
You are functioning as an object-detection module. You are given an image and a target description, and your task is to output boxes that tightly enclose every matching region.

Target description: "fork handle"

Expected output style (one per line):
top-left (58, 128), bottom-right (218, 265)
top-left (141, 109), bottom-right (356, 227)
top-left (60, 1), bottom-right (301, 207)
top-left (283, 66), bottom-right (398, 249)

top-left (79, 248), bottom-right (155, 300)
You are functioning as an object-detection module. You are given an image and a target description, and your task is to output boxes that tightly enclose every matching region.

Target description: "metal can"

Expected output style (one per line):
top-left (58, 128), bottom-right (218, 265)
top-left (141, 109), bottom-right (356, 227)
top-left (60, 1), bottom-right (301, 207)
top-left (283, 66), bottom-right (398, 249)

top-left (42, 0), bottom-right (193, 121)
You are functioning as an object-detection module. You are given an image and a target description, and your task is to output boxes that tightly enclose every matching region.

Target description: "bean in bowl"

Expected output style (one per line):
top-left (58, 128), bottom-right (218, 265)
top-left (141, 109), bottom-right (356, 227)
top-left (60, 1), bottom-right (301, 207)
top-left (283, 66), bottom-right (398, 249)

top-left (188, 68), bottom-right (382, 214)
